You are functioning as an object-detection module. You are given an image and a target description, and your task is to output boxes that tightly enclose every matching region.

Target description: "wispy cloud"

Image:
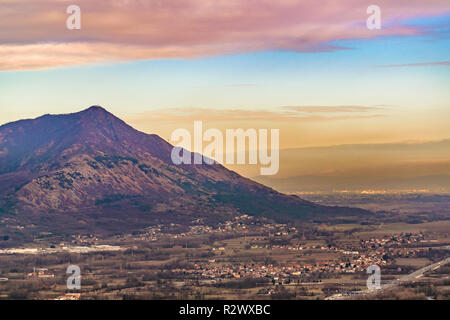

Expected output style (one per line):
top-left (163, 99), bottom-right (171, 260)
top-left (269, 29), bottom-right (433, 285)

top-left (376, 61), bottom-right (450, 68)
top-left (129, 106), bottom-right (384, 124)
top-left (1, 0), bottom-right (449, 71)
top-left (282, 106), bottom-right (384, 113)
top-left (225, 84), bottom-right (260, 87)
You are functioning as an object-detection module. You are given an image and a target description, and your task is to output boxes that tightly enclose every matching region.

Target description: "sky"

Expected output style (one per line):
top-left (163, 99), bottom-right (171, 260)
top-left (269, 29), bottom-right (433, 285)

top-left (0, 0), bottom-right (449, 178)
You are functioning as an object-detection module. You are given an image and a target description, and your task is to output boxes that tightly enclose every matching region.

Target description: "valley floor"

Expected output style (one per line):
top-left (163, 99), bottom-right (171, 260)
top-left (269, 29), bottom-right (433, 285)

top-left (0, 193), bottom-right (449, 300)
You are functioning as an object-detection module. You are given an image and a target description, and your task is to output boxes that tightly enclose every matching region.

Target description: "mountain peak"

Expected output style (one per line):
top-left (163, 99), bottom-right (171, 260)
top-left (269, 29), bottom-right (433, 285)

top-left (83, 105), bottom-right (109, 113)
top-left (78, 105), bottom-right (118, 123)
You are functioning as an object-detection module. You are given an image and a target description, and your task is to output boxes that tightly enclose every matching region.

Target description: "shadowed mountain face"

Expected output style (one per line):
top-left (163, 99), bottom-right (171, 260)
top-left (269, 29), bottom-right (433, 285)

top-left (0, 106), bottom-right (369, 233)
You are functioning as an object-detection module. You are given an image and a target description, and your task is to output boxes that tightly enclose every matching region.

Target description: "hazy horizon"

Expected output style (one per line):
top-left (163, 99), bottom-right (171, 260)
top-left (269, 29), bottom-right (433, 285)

top-left (2, 106), bottom-right (450, 193)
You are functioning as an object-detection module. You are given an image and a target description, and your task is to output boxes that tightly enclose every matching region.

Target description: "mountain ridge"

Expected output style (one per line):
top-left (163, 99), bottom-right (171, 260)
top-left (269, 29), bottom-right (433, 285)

top-left (0, 106), bottom-right (370, 234)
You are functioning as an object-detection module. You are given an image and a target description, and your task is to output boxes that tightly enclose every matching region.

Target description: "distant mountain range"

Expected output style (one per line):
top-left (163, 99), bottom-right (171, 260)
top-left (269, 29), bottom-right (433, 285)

top-left (0, 106), bottom-right (368, 234)
top-left (253, 140), bottom-right (450, 193)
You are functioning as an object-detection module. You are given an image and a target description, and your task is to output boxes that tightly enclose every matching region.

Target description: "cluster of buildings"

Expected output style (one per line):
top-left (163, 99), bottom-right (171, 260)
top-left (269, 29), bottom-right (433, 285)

top-left (170, 253), bottom-right (389, 282)
top-left (69, 234), bottom-right (99, 245)
top-left (359, 233), bottom-right (425, 249)
top-left (27, 268), bottom-right (55, 279)
top-left (167, 234), bottom-right (433, 281)
top-left (172, 264), bottom-right (303, 281)
top-left (134, 215), bottom-right (297, 241)
top-left (1, 244), bottom-right (122, 255)
top-left (54, 293), bottom-right (81, 300)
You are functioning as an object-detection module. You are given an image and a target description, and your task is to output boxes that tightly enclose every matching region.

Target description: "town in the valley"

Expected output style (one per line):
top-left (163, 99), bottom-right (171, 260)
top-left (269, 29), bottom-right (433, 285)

top-left (0, 193), bottom-right (449, 300)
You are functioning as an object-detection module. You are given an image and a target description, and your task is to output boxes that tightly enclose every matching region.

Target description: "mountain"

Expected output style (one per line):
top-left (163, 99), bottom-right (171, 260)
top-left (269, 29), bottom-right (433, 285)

top-left (0, 106), bottom-right (369, 234)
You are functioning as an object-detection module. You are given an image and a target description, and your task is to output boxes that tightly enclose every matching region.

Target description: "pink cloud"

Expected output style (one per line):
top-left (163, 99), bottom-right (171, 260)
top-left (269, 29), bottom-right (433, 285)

top-left (0, 0), bottom-right (449, 70)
